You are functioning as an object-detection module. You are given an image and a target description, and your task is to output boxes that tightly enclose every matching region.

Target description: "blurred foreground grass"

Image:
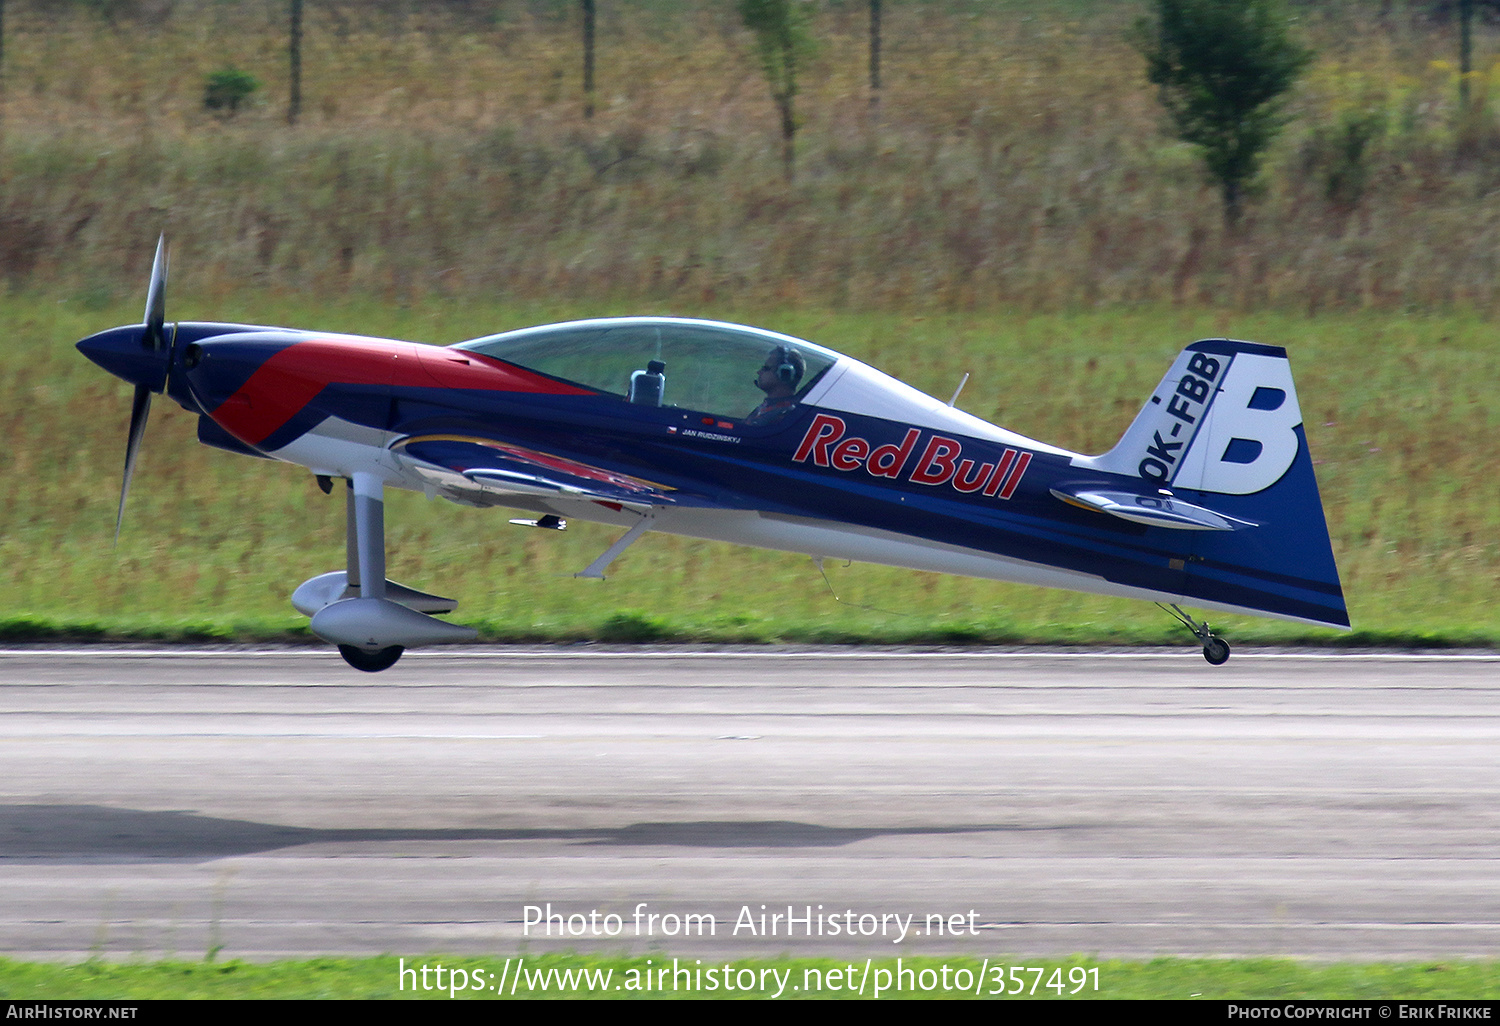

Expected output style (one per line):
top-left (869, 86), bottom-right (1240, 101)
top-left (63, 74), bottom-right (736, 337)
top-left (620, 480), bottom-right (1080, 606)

top-left (1, 954), bottom-right (1498, 1000)
top-left (1, 295), bottom-right (1494, 647)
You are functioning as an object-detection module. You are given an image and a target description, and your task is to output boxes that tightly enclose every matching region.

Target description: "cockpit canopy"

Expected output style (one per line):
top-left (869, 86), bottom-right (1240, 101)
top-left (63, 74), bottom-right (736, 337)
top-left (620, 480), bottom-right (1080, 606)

top-left (453, 317), bottom-right (838, 421)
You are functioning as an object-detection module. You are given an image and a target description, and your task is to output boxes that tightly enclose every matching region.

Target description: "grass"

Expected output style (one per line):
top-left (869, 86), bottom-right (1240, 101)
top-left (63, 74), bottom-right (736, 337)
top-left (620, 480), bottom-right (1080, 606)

top-left (1, 954), bottom-right (1498, 999)
top-left (0, 3), bottom-right (1492, 646)
top-left (1, 295), bottom-right (1495, 647)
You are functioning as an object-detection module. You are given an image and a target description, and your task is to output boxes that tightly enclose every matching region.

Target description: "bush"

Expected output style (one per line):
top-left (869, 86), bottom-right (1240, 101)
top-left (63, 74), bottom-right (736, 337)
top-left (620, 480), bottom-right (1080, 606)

top-left (597, 611), bottom-right (671, 642)
top-left (203, 67), bottom-right (260, 117)
top-left (1308, 107), bottom-right (1387, 208)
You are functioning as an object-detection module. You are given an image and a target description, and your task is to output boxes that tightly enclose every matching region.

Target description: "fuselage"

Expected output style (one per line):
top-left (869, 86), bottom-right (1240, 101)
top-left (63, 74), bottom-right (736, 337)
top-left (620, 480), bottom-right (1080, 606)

top-left (78, 317), bottom-right (1349, 630)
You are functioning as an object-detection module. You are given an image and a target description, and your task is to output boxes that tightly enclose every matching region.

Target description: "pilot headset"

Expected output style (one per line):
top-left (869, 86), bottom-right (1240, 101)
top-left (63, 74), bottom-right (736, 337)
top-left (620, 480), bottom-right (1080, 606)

top-left (771, 346), bottom-right (799, 385)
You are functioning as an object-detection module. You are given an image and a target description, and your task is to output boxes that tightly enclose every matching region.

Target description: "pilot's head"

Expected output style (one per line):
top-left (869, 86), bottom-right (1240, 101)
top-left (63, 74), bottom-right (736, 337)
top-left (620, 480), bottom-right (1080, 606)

top-left (755, 345), bottom-right (805, 397)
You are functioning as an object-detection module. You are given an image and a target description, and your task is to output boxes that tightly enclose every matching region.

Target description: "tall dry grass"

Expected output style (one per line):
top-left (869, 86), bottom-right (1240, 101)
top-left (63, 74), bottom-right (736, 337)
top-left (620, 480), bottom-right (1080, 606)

top-left (1, 1), bottom-right (1499, 312)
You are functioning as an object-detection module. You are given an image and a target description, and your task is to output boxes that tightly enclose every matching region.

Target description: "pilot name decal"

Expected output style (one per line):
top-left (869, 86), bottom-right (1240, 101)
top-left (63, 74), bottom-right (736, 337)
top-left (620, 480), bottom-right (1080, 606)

top-left (792, 413), bottom-right (1031, 499)
top-left (672, 427), bottom-right (742, 444)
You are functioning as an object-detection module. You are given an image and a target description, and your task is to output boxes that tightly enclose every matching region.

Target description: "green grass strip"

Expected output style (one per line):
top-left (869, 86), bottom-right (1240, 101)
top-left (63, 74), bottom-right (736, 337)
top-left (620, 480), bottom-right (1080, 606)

top-left (1, 955), bottom-right (1498, 1000)
top-left (0, 613), bottom-right (1496, 650)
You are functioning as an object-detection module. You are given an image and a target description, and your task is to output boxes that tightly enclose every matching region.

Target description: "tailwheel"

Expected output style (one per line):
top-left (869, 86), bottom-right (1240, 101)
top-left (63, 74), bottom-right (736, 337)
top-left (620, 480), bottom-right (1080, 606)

top-left (1159, 603), bottom-right (1231, 666)
top-left (338, 644), bottom-right (404, 673)
top-left (1202, 637), bottom-right (1231, 666)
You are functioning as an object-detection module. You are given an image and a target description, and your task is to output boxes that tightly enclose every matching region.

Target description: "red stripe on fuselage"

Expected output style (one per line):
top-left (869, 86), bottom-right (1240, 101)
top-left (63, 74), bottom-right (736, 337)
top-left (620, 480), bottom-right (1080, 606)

top-left (413, 346), bottom-right (596, 395)
top-left (210, 338), bottom-right (593, 447)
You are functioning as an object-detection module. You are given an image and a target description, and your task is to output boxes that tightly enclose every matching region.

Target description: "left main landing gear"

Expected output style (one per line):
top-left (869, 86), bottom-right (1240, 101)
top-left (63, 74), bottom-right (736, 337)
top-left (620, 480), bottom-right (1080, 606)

top-left (298, 472), bottom-right (475, 671)
top-left (1161, 603), bottom-right (1231, 665)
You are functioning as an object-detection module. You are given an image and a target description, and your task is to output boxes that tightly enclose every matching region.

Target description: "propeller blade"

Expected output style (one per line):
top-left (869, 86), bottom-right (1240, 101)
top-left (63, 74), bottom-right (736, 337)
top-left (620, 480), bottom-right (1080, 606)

top-left (143, 235), bottom-right (168, 353)
top-left (115, 384), bottom-right (152, 545)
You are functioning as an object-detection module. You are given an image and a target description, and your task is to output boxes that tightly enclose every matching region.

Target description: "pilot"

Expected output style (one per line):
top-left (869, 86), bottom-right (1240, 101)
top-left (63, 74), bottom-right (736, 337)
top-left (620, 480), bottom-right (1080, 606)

top-left (745, 345), bottom-right (805, 425)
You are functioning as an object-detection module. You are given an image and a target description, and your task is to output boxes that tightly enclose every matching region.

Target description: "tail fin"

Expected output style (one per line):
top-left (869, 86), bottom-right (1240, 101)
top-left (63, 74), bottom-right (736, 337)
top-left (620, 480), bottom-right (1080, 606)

top-left (1082, 340), bottom-right (1349, 629)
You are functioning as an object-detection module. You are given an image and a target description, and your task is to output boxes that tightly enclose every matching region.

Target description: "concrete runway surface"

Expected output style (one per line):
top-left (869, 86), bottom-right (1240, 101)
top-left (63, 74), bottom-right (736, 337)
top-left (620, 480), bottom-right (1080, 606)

top-left (0, 646), bottom-right (1496, 961)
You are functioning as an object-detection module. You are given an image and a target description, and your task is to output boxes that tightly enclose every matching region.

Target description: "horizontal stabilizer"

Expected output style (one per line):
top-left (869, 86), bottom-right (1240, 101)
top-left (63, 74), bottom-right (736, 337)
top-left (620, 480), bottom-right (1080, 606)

top-left (1051, 483), bottom-right (1258, 532)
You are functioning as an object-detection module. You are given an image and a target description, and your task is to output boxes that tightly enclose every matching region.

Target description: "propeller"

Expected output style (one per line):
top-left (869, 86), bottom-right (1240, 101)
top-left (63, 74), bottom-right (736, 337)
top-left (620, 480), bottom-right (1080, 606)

top-left (116, 384), bottom-right (152, 545)
top-left (114, 236), bottom-right (170, 544)
top-left (143, 234), bottom-right (169, 355)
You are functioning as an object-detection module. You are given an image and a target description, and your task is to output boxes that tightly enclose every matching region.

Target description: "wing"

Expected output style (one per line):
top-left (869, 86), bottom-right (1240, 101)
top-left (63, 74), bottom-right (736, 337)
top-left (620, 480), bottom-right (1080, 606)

top-left (392, 434), bottom-right (681, 508)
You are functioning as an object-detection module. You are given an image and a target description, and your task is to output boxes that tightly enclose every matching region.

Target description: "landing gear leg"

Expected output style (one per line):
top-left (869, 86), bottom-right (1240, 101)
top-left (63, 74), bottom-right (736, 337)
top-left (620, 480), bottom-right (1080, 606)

top-left (345, 477), bottom-right (361, 595)
top-left (350, 471), bottom-right (387, 603)
top-left (1160, 603), bottom-right (1231, 665)
top-left (333, 472), bottom-right (403, 672)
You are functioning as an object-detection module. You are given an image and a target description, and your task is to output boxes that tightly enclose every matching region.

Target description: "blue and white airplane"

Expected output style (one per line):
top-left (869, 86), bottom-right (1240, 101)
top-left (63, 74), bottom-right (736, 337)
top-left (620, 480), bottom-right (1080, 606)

top-left (77, 241), bottom-right (1348, 670)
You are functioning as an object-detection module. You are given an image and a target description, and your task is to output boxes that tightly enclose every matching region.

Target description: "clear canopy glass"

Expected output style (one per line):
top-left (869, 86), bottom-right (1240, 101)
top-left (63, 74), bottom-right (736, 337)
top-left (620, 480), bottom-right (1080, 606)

top-left (455, 318), bottom-right (837, 421)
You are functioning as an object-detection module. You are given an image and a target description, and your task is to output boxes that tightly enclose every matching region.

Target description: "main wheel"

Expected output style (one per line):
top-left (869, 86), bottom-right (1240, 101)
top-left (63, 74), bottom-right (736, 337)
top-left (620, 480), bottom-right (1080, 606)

top-left (338, 644), bottom-right (404, 672)
top-left (1202, 637), bottom-right (1230, 665)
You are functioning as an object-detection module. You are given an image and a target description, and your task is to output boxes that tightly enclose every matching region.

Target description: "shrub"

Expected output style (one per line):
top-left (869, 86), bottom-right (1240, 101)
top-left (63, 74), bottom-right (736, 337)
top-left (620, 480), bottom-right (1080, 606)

top-left (203, 67), bottom-right (260, 117)
top-left (1302, 106), bottom-right (1387, 209)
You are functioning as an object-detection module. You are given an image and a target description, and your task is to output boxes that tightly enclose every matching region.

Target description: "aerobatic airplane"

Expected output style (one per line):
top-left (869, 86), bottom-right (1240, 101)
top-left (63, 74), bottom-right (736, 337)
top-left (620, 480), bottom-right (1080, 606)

top-left (77, 240), bottom-right (1348, 670)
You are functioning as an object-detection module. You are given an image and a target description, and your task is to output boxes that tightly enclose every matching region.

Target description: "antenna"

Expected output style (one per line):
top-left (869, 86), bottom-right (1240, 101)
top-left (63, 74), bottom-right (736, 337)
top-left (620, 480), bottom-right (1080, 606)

top-left (947, 372), bottom-right (970, 407)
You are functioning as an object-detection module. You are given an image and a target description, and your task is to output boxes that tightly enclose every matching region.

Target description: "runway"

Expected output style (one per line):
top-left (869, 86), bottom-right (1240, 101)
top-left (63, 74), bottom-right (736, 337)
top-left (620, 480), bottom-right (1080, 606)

top-left (0, 646), bottom-right (1496, 961)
